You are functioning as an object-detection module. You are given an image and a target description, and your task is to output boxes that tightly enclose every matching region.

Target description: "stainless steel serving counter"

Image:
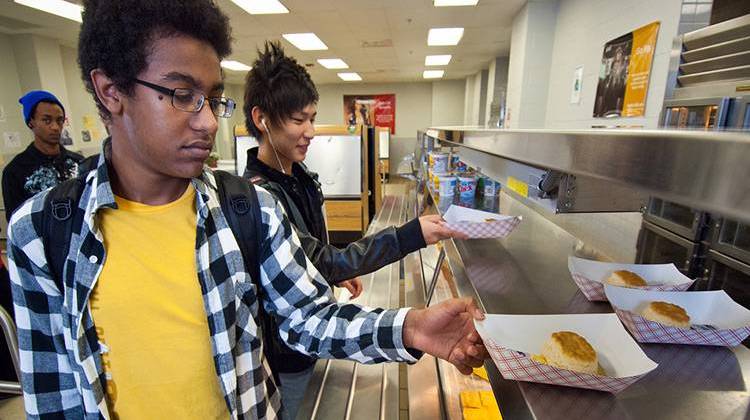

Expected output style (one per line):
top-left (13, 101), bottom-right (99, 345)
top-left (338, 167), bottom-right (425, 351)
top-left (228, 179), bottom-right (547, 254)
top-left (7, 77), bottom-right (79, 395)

top-left (425, 187), bottom-right (750, 420)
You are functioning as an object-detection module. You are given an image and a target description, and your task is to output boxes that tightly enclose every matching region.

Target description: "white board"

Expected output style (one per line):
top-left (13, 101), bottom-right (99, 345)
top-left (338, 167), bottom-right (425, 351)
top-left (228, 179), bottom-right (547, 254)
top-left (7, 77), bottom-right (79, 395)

top-left (235, 134), bottom-right (361, 197)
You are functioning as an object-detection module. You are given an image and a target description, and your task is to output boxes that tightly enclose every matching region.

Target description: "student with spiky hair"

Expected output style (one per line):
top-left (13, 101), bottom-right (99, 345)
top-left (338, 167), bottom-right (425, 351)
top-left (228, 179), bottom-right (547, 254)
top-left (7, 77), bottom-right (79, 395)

top-left (242, 41), bottom-right (468, 419)
top-left (7, 1), bottom-right (488, 418)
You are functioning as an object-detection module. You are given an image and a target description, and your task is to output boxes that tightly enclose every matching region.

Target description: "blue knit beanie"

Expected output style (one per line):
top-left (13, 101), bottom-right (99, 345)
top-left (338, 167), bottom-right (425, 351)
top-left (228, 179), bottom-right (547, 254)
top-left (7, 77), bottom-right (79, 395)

top-left (18, 90), bottom-right (65, 124)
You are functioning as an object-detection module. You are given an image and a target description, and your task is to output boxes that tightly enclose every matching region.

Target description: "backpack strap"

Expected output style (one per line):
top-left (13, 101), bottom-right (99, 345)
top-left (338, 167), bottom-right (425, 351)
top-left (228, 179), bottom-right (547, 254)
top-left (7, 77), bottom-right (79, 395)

top-left (213, 170), bottom-right (263, 284)
top-left (214, 170), bottom-right (291, 381)
top-left (41, 177), bottom-right (86, 292)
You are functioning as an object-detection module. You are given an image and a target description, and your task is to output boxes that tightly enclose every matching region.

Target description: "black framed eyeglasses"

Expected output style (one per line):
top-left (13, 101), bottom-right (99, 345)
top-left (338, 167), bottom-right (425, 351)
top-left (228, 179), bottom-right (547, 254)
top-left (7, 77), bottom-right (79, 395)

top-left (134, 78), bottom-right (236, 118)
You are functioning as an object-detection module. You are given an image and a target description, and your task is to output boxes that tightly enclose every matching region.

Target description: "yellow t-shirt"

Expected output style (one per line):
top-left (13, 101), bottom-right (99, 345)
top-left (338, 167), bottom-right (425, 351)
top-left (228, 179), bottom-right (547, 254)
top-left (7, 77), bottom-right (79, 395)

top-left (89, 185), bottom-right (228, 419)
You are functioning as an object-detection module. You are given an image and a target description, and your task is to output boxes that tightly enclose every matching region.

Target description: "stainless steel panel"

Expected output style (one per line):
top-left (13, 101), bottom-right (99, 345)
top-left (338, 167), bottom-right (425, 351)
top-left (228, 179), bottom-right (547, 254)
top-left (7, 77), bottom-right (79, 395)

top-left (407, 356), bottom-right (444, 420)
top-left (426, 127), bottom-right (750, 224)
top-left (449, 145), bottom-right (646, 214)
top-left (705, 249), bottom-right (750, 309)
top-left (426, 188), bottom-right (750, 420)
top-left (635, 220), bottom-right (704, 278)
top-left (310, 360), bottom-right (356, 420)
top-left (710, 218), bottom-right (750, 265)
top-left (682, 36), bottom-right (750, 63)
top-left (642, 197), bottom-right (708, 241)
top-left (683, 14), bottom-right (750, 50)
top-left (671, 80), bottom-right (750, 99)
top-left (403, 196), bottom-right (444, 419)
top-left (678, 65), bottom-right (750, 86)
top-left (681, 51), bottom-right (750, 74)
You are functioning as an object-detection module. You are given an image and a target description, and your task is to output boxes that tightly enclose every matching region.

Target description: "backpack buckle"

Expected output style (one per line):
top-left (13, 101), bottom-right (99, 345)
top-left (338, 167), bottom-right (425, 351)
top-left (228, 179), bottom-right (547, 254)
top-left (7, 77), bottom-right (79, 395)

top-left (51, 199), bottom-right (72, 221)
top-left (230, 195), bottom-right (250, 215)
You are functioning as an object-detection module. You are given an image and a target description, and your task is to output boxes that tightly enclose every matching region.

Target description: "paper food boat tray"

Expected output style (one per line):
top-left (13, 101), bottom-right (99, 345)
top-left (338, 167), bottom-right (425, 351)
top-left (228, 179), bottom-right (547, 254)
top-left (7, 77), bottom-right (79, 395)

top-left (605, 285), bottom-right (750, 346)
top-left (568, 256), bottom-right (695, 302)
top-left (475, 314), bottom-right (657, 393)
top-left (443, 205), bottom-right (521, 239)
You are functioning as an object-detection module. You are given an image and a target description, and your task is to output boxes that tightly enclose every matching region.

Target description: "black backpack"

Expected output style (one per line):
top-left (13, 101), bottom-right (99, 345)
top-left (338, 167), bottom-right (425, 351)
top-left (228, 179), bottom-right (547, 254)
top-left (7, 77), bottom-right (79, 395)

top-left (40, 169), bottom-right (284, 381)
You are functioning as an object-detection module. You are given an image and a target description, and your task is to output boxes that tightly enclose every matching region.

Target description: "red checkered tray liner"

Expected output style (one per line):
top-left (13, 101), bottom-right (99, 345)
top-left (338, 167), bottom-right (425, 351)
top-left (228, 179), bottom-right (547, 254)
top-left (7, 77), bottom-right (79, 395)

top-left (613, 308), bottom-right (750, 346)
top-left (571, 274), bottom-right (695, 302)
top-left (484, 338), bottom-right (645, 394)
top-left (446, 217), bottom-right (521, 239)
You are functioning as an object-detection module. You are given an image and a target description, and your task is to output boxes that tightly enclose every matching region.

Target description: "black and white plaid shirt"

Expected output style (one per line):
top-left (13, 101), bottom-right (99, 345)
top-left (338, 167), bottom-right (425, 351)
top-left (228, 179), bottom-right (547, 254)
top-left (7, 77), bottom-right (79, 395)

top-left (7, 151), bottom-right (417, 419)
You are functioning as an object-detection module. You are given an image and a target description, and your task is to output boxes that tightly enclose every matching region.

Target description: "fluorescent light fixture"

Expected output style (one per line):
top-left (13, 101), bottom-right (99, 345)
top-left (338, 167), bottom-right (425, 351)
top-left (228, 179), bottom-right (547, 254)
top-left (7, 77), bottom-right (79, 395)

top-left (317, 58), bottom-right (349, 69)
top-left (283, 33), bottom-right (328, 51)
top-left (221, 60), bottom-right (252, 71)
top-left (338, 72), bottom-right (362, 81)
top-left (423, 70), bottom-right (445, 79)
top-left (427, 28), bottom-right (464, 46)
top-left (434, 0), bottom-right (479, 6)
top-left (14, 0), bottom-right (82, 22)
top-left (229, 0), bottom-right (289, 14)
top-left (425, 54), bottom-right (452, 66)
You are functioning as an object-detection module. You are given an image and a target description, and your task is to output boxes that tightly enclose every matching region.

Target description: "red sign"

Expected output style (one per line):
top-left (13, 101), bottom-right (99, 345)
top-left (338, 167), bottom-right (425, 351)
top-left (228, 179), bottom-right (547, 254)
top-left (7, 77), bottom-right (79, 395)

top-left (343, 94), bottom-right (396, 134)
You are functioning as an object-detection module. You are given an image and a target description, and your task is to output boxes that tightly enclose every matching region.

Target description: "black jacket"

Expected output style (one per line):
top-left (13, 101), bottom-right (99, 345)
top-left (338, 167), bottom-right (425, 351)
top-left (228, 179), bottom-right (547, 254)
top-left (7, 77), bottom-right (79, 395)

top-left (2, 143), bottom-right (84, 222)
top-left (243, 147), bottom-right (426, 374)
top-left (243, 147), bottom-right (426, 285)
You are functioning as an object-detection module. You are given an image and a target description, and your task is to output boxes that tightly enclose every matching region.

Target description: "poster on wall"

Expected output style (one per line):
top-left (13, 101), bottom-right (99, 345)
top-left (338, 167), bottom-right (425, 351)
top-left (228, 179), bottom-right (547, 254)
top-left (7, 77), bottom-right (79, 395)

top-left (593, 21), bottom-right (660, 118)
top-left (343, 94), bottom-right (396, 134)
top-left (571, 65), bottom-right (584, 104)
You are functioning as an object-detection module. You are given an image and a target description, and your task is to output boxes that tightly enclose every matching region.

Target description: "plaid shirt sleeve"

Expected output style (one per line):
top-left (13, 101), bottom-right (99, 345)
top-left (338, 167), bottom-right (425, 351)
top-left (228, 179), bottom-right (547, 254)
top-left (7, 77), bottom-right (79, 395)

top-left (6, 194), bottom-right (86, 419)
top-left (256, 188), bottom-right (419, 364)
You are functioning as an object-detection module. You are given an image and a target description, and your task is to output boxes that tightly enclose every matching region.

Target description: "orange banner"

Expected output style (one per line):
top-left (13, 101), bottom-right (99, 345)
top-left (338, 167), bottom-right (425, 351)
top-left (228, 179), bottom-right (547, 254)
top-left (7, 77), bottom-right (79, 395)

top-left (621, 22), bottom-right (660, 117)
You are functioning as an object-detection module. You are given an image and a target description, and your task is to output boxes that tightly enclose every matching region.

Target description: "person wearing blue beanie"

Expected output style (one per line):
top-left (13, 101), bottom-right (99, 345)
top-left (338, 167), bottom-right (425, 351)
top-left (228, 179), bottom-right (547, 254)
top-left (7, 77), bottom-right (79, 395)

top-left (18, 90), bottom-right (66, 124)
top-left (1, 90), bottom-right (83, 222)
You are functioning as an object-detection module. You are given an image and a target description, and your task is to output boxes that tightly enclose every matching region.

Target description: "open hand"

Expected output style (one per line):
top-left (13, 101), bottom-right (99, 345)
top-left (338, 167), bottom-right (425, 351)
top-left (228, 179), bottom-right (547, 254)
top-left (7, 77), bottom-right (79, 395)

top-left (403, 297), bottom-right (488, 374)
top-left (419, 215), bottom-right (469, 245)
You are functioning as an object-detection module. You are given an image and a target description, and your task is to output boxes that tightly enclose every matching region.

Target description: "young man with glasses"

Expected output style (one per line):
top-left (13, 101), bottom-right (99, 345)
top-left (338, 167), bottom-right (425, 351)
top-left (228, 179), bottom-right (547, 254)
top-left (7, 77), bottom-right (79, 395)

top-left (7, 1), bottom-right (487, 418)
top-left (2, 90), bottom-right (83, 221)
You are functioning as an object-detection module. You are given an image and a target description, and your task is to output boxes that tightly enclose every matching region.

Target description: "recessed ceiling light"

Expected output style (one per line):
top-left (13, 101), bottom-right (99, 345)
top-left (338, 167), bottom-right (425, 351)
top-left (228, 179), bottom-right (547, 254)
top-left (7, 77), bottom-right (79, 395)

top-left (221, 60), bottom-right (252, 71)
top-left (317, 58), bottom-right (349, 69)
top-left (338, 72), bottom-right (362, 81)
top-left (425, 55), bottom-right (452, 66)
top-left (14, 0), bottom-right (82, 22)
top-left (283, 33), bottom-right (328, 51)
top-left (427, 28), bottom-right (464, 46)
top-left (423, 70), bottom-right (445, 79)
top-left (229, 0), bottom-right (289, 14)
top-left (434, 0), bottom-right (479, 6)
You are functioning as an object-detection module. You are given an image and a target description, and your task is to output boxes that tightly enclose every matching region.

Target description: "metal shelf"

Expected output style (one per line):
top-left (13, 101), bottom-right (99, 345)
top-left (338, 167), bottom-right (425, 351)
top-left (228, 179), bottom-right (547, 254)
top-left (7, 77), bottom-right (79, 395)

top-left (424, 127), bottom-right (750, 223)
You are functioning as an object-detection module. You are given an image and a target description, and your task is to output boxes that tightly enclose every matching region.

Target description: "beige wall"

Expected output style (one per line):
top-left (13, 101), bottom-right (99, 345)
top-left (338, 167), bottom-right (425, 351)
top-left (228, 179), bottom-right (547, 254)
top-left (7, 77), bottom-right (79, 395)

top-left (315, 82), bottom-right (433, 136)
top-left (0, 33), bottom-right (29, 166)
top-left (60, 46), bottom-right (108, 156)
top-left (505, 0), bottom-right (559, 128)
top-left (431, 79), bottom-right (466, 126)
top-left (543, 0), bottom-right (682, 129)
top-left (315, 80), bottom-right (465, 173)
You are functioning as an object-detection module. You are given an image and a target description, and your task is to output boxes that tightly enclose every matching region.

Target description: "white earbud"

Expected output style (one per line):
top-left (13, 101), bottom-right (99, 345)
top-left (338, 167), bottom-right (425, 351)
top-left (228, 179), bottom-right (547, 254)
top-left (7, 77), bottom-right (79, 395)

top-left (261, 117), bottom-right (286, 175)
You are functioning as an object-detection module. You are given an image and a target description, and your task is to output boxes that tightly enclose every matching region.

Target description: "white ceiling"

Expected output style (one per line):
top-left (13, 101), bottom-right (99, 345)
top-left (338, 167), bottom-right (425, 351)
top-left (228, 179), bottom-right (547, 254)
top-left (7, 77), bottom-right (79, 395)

top-left (0, 0), bottom-right (525, 85)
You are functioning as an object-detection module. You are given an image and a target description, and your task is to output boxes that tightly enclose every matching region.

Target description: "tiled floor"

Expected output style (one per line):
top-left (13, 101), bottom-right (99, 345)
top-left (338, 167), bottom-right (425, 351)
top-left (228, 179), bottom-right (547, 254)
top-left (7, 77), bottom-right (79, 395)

top-left (0, 395), bottom-right (24, 419)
